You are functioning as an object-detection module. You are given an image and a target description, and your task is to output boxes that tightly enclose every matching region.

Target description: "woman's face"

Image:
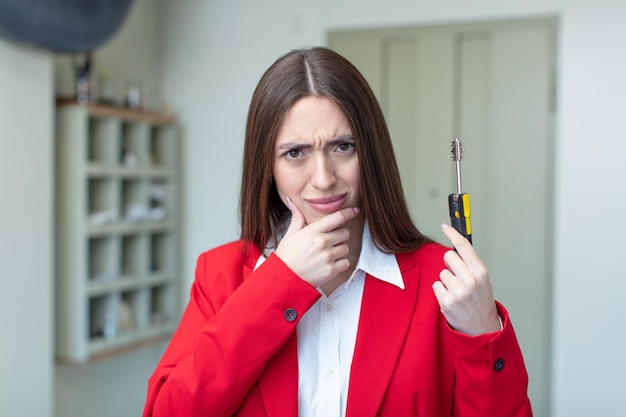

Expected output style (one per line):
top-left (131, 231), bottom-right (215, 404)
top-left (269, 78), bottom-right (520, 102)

top-left (273, 96), bottom-right (361, 225)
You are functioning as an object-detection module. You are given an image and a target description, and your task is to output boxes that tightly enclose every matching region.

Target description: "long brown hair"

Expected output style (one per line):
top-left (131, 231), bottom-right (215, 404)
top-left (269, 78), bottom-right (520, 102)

top-left (240, 47), bottom-right (430, 254)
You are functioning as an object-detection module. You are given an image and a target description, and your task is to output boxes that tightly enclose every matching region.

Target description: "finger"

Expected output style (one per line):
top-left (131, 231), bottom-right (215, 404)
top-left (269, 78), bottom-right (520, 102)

top-left (432, 281), bottom-right (452, 309)
top-left (441, 223), bottom-right (472, 253)
top-left (443, 249), bottom-right (484, 292)
top-left (442, 249), bottom-right (468, 280)
top-left (331, 257), bottom-right (352, 276)
top-left (316, 227), bottom-right (351, 249)
top-left (438, 268), bottom-right (457, 290)
top-left (328, 240), bottom-right (350, 259)
top-left (284, 196), bottom-right (306, 235)
top-left (439, 266), bottom-right (476, 301)
top-left (309, 206), bottom-right (361, 233)
top-left (441, 223), bottom-right (483, 271)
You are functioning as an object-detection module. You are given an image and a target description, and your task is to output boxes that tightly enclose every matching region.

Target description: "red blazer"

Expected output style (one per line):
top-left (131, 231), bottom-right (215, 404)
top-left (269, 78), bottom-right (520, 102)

top-left (143, 240), bottom-right (533, 417)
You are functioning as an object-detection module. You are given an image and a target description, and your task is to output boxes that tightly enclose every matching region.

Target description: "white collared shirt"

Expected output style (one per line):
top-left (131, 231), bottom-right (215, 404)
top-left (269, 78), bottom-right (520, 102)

top-left (254, 222), bottom-right (404, 417)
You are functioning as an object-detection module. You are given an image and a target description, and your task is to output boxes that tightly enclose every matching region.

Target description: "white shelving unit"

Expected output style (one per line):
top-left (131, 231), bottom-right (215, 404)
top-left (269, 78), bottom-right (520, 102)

top-left (55, 101), bottom-right (182, 363)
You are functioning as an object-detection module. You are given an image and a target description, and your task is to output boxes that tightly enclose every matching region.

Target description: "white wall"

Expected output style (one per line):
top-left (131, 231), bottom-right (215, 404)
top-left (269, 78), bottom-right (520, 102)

top-left (0, 39), bottom-right (53, 417)
top-left (159, 1), bottom-right (626, 417)
top-left (553, 1), bottom-right (626, 415)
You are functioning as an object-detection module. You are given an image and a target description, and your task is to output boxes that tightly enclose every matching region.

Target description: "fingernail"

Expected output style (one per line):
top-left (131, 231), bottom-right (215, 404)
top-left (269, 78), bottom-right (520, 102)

top-left (353, 207), bottom-right (361, 214)
top-left (441, 223), bottom-right (449, 230)
top-left (286, 196), bottom-right (293, 206)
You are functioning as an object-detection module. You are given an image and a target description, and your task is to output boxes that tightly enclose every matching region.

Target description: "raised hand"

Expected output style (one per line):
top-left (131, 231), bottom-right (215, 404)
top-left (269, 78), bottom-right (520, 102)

top-left (274, 197), bottom-right (360, 289)
top-left (432, 223), bottom-right (501, 336)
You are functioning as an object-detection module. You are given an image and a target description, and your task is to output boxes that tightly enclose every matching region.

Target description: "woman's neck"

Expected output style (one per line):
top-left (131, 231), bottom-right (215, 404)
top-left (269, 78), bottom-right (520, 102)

top-left (319, 215), bottom-right (365, 296)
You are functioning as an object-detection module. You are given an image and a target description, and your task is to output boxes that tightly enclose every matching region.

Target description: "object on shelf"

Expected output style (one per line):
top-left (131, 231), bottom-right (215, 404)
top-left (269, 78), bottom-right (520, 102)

top-left (148, 182), bottom-right (167, 220)
top-left (118, 299), bottom-right (135, 334)
top-left (121, 148), bottom-right (138, 167)
top-left (126, 80), bottom-right (143, 109)
top-left (88, 209), bottom-right (118, 225)
top-left (123, 203), bottom-right (166, 223)
top-left (124, 203), bottom-right (148, 223)
top-left (90, 295), bottom-right (117, 339)
top-left (74, 52), bottom-right (93, 104)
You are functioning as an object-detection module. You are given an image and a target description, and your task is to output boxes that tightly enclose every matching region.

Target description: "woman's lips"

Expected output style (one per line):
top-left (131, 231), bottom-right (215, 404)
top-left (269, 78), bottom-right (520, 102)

top-left (306, 194), bottom-right (347, 213)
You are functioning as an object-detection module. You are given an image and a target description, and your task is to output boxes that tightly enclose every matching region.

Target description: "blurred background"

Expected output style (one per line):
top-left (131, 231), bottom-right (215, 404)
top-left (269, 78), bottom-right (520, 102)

top-left (1, 1), bottom-right (625, 416)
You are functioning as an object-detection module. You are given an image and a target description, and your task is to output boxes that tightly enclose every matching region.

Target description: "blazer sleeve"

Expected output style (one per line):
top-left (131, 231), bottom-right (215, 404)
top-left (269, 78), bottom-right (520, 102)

top-left (142, 245), bottom-right (321, 417)
top-left (445, 302), bottom-right (533, 417)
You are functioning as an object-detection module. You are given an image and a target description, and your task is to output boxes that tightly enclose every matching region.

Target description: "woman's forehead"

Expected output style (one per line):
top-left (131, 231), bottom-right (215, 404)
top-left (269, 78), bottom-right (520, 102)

top-left (276, 97), bottom-right (350, 143)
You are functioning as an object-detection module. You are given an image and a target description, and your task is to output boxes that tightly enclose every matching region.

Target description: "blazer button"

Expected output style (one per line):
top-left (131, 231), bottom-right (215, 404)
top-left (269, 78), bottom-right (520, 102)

top-left (494, 358), bottom-right (505, 372)
top-left (284, 308), bottom-right (297, 322)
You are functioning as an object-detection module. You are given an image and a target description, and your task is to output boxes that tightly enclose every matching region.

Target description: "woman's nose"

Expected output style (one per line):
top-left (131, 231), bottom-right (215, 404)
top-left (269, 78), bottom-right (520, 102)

top-left (310, 154), bottom-right (336, 190)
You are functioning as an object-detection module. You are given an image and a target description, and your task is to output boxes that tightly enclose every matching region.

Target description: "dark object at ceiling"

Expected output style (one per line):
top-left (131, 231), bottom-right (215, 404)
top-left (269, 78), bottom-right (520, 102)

top-left (0, 0), bottom-right (135, 53)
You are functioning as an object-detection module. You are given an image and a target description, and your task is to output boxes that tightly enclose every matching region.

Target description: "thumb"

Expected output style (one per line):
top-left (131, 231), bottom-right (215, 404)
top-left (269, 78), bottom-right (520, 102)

top-left (284, 196), bottom-right (306, 235)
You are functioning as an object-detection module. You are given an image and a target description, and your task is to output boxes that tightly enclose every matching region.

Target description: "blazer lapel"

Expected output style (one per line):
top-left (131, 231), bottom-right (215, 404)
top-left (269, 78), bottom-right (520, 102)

top-left (346, 252), bottom-right (418, 417)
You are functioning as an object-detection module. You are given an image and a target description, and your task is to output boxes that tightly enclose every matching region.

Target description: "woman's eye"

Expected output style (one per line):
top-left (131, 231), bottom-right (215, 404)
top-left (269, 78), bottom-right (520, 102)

top-left (285, 149), bottom-right (303, 159)
top-left (336, 142), bottom-right (355, 153)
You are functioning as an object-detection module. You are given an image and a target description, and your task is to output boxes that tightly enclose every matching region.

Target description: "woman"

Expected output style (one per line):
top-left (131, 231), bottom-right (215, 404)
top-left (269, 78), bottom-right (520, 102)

top-left (143, 47), bottom-right (533, 417)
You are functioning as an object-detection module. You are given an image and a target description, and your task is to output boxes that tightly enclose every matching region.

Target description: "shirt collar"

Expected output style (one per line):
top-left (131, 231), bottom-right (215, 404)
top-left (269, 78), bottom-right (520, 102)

top-left (355, 221), bottom-right (405, 290)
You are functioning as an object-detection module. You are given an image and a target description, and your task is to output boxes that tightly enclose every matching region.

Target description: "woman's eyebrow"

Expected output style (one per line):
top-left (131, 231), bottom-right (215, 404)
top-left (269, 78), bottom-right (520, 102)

top-left (326, 135), bottom-right (354, 145)
top-left (277, 141), bottom-right (311, 150)
top-left (277, 135), bottom-right (353, 150)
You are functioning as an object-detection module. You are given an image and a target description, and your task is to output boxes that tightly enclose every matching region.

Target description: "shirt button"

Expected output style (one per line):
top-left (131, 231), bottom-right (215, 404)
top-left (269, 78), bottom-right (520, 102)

top-left (284, 308), bottom-right (297, 322)
top-left (324, 303), bottom-right (332, 311)
top-left (326, 371), bottom-right (335, 379)
top-left (494, 358), bottom-right (505, 372)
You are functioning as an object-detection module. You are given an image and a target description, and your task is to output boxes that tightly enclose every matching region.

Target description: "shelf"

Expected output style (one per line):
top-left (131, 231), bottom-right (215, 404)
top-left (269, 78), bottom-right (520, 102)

top-left (87, 164), bottom-right (175, 178)
top-left (86, 221), bottom-right (175, 236)
top-left (55, 102), bottom-right (183, 364)
top-left (86, 325), bottom-right (176, 363)
top-left (56, 97), bottom-right (176, 126)
top-left (87, 273), bottom-right (174, 297)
